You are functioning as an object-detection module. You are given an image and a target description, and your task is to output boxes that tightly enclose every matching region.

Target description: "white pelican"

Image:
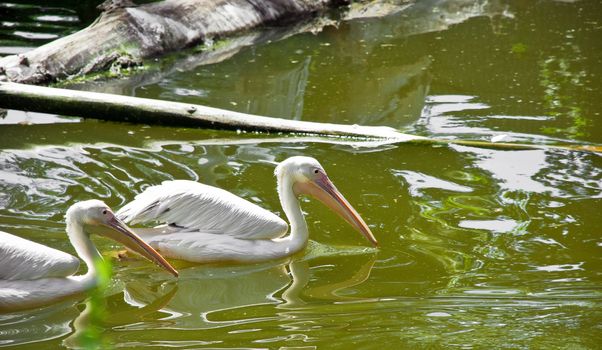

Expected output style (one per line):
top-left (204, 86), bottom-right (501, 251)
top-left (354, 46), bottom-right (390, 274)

top-left (0, 200), bottom-right (178, 312)
top-left (117, 156), bottom-right (377, 263)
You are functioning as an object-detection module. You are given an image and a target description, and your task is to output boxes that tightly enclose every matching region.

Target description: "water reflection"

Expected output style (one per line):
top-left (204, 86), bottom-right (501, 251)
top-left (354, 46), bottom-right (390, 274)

top-left (1, 250), bottom-right (375, 348)
top-left (146, 35), bottom-right (431, 127)
top-left (0, 266), bottom-right (180, 348)
top-left (118, 247), bottom-right (377, 328)
top-left (0, 300), bottom-right (79, 347)
top-left (452, 144), bottom-right (602, 199)
top-left (65, 0), bottom-right (513, 130)
top-left (62, 283), bottom-right (179, 350)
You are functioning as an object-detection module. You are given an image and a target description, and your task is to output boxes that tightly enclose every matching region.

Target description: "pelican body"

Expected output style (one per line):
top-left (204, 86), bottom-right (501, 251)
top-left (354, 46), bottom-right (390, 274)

top-left (0, 200), bottom-right (177, 312)
top-left (117, 156), bottom-right (377, 263)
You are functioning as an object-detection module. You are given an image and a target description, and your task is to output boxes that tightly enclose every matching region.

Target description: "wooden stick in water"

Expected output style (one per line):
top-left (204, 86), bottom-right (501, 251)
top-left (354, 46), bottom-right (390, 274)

top-left (0, 82), bottom-right (599, 154)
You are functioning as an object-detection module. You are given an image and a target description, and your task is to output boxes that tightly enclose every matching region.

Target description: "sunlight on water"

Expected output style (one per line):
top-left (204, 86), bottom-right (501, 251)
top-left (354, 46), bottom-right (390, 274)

top-left (1, 135), bottom-right (599, 347)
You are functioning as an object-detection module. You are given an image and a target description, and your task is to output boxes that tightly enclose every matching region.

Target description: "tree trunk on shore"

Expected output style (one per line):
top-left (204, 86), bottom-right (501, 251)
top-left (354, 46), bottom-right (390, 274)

top-left (0, 0), bottom-right (339, 84)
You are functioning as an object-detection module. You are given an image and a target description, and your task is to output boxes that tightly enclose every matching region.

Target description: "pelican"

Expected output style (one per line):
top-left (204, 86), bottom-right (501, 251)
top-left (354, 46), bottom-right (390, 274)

top-left (117, 156), bottom-right (377, 263)
top-left (0, 200), bottom-right (178, 312)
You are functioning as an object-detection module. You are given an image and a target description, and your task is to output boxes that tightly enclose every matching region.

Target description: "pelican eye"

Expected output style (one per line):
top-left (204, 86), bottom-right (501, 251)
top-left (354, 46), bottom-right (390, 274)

top-left (102, 209), bottom-right (108, 215)
top-left (314, 169), bottom-right (319, 174)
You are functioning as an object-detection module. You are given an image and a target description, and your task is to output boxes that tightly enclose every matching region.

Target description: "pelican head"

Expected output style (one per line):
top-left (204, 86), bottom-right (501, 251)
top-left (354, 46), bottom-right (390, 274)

top-left (66, 200), bottom-right (178, 277)
top-left (275, 156), bottom-right (378, 246)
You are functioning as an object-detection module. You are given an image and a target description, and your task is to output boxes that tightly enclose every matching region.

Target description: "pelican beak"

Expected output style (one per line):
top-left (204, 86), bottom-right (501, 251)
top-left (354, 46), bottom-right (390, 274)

top-left (99, 213), bottom-right (179, 277)
top-left (293, 173), bottom-right (378, 247)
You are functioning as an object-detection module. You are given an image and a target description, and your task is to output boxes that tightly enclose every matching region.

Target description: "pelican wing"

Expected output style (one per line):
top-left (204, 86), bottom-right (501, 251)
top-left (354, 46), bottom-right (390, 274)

top-left (116, 180), bottom-right (288, 240)
top-left (0, 231), bottom-right (80, 281)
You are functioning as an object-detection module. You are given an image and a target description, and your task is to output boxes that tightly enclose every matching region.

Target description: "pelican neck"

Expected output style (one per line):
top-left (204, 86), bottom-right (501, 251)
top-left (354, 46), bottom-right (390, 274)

top-left (65, 216), bottom-right (103, 282)
top-left (277, 172), bottom-right (309, 251)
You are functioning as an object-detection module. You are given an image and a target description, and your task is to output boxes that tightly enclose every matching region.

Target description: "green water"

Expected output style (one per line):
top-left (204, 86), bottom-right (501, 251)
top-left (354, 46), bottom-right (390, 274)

top-left (1, 0), bottom-right (601, 348)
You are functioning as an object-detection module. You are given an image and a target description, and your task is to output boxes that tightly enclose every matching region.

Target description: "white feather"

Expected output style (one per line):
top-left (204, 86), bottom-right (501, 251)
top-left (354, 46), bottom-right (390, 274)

top-left (144, 232), bottom-right (296, 263)
top-left (0, 276), bottom-right (89, 311)
top-left (116, 180), bottom-right (288, 240)
top-left (0, 230), bottom-right (93, 312)
top-left (0, 231), bottom-right (80, 280)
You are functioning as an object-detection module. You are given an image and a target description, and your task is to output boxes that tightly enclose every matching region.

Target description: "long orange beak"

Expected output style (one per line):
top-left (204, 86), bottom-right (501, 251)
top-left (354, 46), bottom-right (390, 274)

top-left (99, 213), bottom-right (179, 277)
top-left (293, 173), bottom-right (378, 246)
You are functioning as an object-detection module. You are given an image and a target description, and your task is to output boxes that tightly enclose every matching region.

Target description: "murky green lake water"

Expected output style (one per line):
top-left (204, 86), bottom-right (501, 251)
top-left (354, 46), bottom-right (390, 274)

top-left (1, 0), bottom-right (601, 348)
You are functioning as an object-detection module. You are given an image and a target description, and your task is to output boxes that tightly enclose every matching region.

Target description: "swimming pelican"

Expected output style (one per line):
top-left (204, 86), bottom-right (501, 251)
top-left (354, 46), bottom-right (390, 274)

top-left (117, 156), bottom-right (377, 263)
top-left (0, 200), bottom-right (178, 312)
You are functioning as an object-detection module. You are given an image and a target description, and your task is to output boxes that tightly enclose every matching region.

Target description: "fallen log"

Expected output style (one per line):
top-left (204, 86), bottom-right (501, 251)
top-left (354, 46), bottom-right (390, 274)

top-left (0, 0), bottom-right (506, 88)
top-left (1, 82), bottom-right (600, 154)
top-left (0, 82), bottom-right (421, 141)
top-left (0, 0), bottom-right (342, 84)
